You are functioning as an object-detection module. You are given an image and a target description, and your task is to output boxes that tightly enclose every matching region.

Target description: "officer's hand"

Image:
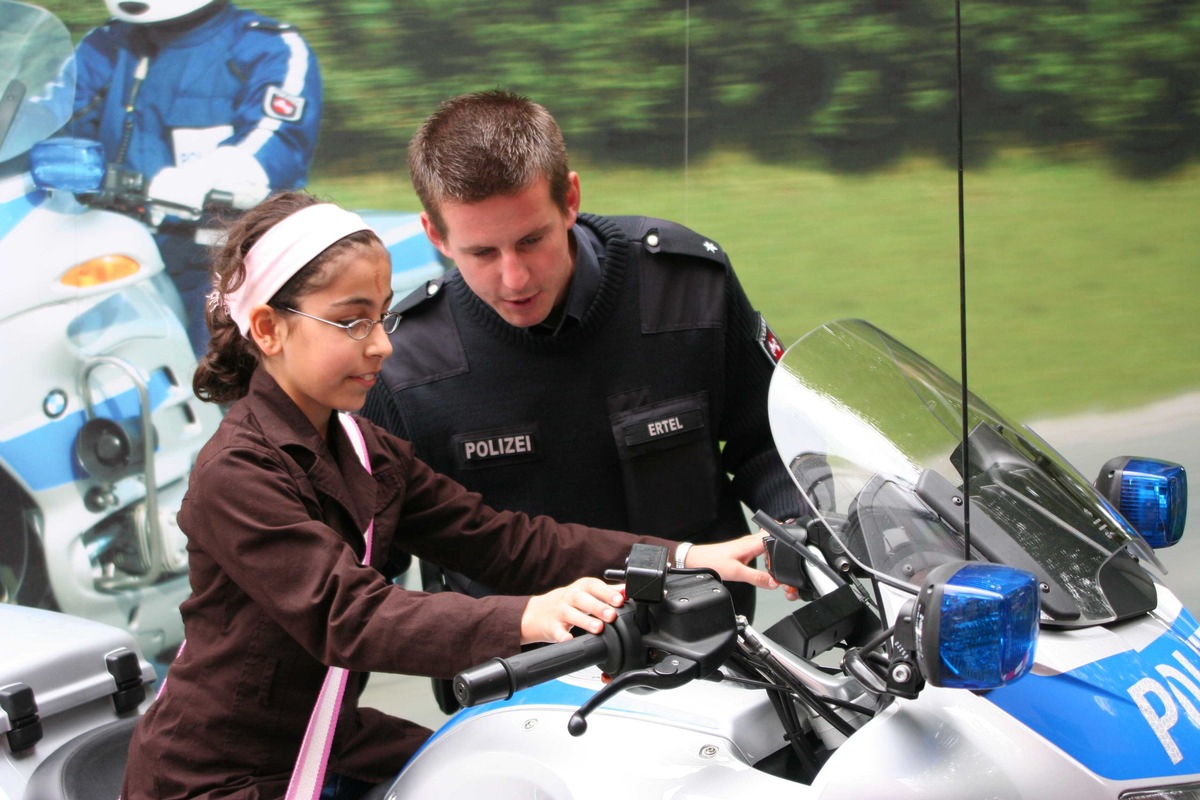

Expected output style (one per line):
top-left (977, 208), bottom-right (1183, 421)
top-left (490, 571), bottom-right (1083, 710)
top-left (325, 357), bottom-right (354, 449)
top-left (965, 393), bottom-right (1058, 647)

top-left (147, 147), bottom-right (270, 225)
top-left (687, 533), bottom-right (779, 590)
top-left (521, 578), bottom-right (625, 645)
top-left (147, 163), bottom-right (208, 224)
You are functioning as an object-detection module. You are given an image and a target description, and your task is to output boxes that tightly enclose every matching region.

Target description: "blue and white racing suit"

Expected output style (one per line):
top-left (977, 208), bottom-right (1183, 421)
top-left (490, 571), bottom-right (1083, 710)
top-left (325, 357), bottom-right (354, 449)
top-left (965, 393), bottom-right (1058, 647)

top-left (72, 2), bottom-right (322, 355)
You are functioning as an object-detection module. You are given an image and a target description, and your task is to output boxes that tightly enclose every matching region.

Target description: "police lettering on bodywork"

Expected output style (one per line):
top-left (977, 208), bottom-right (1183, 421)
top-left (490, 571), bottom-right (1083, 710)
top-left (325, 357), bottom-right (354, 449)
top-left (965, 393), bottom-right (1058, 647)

top-left (263, 85), bottom-right (305, 122)
top-left (1128, 631), bottom-right (1200, 765)
top-left (757, 314), bottom-right (785, 364)
top-left (453, 426), bottom-right (541, 470)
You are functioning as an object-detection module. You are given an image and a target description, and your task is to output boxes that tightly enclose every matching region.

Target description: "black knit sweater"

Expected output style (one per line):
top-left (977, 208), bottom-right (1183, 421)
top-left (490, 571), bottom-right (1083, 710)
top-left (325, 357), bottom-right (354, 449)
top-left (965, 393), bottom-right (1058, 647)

top-left (364, 213), bottom-right (803, 544)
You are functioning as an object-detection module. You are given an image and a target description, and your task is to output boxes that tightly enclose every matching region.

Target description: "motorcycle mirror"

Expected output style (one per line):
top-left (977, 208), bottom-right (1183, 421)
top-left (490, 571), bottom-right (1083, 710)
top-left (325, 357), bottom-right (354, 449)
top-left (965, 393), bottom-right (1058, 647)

top-left (911, 561), bottom-right (1040, 691)
top-left (1094, 457), bottom-right (1187, 549)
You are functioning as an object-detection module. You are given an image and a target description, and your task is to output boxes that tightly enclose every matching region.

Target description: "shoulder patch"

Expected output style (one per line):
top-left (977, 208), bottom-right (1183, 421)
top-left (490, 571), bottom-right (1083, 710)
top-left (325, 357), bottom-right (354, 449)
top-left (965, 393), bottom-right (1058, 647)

top-left (391, 278), bottom-right (447, 317)
top-left (263, 85), bottom-right (306, 122)
top-left (638, 221), bottom-right (726, 266)
top-left (757, 314), bottom-right (785, 364)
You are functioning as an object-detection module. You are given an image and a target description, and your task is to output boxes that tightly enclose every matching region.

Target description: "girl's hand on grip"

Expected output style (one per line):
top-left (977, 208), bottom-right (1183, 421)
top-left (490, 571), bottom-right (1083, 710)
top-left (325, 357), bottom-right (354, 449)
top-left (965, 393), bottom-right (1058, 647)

top-left (521, 577), bottom-right (626, 644)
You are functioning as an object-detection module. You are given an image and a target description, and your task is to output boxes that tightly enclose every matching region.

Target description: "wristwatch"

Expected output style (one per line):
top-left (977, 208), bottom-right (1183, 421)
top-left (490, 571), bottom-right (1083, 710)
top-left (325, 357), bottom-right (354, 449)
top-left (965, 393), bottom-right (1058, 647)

top-left (674, 542), bottom-right (693, 570)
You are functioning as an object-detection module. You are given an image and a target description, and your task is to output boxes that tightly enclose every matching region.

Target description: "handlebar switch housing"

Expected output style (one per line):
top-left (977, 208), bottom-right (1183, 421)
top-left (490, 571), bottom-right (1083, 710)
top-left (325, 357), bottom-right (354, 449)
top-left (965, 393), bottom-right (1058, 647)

top-left (81, 164), bottom-right (148, 216)
top-left (763, 533), bottom-right (811, 596)
top-left (644, 573), bottom-right (737, 677)
top-left (624, 544), bottom-right (669, 603)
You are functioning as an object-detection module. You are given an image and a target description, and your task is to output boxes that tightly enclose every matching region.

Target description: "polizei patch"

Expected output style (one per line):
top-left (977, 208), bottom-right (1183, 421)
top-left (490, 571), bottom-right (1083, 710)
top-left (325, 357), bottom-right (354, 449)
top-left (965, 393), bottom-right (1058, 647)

top-left (454, 425), bottom-right (541, 470)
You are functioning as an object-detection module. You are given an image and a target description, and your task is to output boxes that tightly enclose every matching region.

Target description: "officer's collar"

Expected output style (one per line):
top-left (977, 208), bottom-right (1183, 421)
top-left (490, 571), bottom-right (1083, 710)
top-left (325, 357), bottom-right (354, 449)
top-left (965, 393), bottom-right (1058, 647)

top-left (534, 224), bottom-right (602, 335)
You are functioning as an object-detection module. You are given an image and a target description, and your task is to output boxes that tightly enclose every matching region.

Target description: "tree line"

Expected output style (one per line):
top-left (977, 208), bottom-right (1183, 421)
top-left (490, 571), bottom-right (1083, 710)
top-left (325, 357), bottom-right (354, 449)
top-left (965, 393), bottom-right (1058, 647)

top-left (43, 0), bottom-right (1200, 176)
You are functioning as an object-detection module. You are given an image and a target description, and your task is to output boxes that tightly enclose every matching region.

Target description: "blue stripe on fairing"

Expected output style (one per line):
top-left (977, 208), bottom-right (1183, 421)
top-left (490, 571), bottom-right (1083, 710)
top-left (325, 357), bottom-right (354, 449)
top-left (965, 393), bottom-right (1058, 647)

top-left (988, 609), bottom-right (1200, 780)
top-left (0, 186), bottom-right (46, 240)
top-left (0, 369), bottom-right (173, 491)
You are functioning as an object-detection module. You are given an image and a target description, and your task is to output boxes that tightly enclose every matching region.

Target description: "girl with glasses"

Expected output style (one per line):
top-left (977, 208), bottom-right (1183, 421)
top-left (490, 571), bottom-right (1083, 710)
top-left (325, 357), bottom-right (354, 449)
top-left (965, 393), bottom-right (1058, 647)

top-left (119, 190), bottom-right (776, 799)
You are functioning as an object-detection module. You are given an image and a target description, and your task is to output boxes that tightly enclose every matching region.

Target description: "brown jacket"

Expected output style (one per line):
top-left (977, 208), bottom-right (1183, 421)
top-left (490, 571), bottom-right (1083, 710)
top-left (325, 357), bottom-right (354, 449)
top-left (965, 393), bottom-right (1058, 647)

top-left (122, 369), bottom-right (674, 799)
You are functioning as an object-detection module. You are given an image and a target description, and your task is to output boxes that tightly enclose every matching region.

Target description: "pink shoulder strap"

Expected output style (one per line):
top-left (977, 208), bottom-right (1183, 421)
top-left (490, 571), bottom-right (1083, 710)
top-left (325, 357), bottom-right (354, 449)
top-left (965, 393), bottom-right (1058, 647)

top-left (286, 412), bottom-right (374, 799)
top-left (155, 414), bottom-right (375, 799)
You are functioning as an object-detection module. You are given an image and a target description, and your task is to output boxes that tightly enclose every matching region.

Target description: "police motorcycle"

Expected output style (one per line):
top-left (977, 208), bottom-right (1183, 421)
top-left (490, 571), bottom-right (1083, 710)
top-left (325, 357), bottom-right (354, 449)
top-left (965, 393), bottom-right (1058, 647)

top-left (0, 1), bottom-right (443, 663)
top-left (3, 319), bottom-right (1189, 800)
top-left (378, 318), bottom-right (1192, 799)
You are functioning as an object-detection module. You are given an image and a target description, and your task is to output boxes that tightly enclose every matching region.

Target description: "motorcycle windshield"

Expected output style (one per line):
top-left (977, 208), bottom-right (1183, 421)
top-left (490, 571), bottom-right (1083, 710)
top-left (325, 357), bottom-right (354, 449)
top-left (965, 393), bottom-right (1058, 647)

top-left (768, 319), bottom-right (1158, 628)
top-left (0, 2), bottom-right (75, 164)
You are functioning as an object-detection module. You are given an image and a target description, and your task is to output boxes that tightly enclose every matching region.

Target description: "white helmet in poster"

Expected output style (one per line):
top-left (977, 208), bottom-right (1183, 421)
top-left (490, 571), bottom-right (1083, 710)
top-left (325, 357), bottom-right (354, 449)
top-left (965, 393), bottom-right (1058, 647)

top-left (104, 0), bottom-right (218, 25)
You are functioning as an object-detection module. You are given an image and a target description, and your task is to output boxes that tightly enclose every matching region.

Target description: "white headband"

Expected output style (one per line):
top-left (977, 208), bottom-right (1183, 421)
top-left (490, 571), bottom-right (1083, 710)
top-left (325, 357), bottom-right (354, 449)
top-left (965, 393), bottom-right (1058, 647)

top-left (224, 203), bottom-right (373, 337)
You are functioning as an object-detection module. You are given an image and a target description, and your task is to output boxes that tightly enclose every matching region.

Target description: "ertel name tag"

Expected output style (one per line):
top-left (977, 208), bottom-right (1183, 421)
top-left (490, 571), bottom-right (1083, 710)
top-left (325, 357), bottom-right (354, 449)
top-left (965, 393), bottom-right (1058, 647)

top-left (623, 409), bottom-right (704, 447)
top-left (646, 416), bottom-right (684, 437)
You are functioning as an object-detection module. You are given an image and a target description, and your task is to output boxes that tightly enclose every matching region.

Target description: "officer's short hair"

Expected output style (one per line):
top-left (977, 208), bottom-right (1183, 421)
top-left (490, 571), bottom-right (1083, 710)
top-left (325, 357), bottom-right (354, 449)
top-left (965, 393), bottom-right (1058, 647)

top-left (409, 90), bottom-right (571, 237)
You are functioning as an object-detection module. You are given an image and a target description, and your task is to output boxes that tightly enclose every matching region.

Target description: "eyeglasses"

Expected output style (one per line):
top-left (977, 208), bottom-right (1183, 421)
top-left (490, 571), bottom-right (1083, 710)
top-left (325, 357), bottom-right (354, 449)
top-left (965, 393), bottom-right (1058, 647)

top-left (286, 308), bottom-right (402, 340)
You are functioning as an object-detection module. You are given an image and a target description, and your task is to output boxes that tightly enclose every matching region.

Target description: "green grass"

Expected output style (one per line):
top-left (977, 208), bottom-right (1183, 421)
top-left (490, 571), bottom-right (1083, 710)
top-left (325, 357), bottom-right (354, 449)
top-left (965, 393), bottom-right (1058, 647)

top-left (310, 151), bottom-right (1200, 420)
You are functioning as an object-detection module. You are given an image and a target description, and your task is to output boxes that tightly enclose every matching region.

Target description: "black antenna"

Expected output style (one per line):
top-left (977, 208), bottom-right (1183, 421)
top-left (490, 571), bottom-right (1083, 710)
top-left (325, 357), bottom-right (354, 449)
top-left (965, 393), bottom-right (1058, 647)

top-left (683, 0), bottom-right (690, 224)
top-left (955, 0), bottom-right (972, 558)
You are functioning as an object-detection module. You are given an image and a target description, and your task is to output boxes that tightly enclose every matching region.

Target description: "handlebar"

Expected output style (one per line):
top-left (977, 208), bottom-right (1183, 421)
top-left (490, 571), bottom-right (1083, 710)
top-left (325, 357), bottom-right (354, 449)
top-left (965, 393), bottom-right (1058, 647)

top-left (452, 549), bottom-right (737, 715)
top-left (454, 630), bottom-right (613, 707)
top-left (81, 164), bottom-right (236, 225)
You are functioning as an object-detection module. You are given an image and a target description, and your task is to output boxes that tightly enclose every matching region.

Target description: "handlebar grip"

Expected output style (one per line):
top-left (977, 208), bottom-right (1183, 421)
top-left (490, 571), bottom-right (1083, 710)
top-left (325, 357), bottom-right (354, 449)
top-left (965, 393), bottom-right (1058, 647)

top-left (454, 632), bottom-right (612, 707)
top-left (752, 509), bottom-right (846, 587)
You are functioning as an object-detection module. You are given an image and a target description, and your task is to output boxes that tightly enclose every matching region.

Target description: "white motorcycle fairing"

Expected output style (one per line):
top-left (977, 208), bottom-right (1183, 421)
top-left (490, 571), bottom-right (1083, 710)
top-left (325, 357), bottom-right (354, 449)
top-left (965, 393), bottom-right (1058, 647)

top-left (380, 319), bottom-right (1195, 800)
top-left (391, 593), bottom-right (1200, 799)
top-left (0, 181), bottom-right (215, 659)
top-left (987, 589), bottom-right (1200, 781)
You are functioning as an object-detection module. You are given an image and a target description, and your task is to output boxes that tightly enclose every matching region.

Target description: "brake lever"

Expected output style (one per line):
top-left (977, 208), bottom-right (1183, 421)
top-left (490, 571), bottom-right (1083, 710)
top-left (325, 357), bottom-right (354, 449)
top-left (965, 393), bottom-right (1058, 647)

top-left (567, 656), bottom-right (699, 737)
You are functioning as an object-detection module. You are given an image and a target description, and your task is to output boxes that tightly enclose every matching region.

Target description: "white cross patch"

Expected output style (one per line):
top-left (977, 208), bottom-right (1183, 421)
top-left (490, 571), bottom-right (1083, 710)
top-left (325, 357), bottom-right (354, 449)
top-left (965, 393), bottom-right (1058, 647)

top-left (703, 241), bottom-right (719, 253)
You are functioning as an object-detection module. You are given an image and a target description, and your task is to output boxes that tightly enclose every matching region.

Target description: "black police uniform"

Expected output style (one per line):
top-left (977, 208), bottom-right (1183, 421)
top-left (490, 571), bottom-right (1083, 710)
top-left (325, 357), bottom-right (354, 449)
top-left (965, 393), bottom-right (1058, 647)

top-left (364, 213), bottom-right (804, 618)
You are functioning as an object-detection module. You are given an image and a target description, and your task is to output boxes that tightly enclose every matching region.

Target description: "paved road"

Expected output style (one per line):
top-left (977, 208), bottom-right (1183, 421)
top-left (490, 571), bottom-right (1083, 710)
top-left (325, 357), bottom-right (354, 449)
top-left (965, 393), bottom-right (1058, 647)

top-left (362, 391), bottom-right (1200, 731)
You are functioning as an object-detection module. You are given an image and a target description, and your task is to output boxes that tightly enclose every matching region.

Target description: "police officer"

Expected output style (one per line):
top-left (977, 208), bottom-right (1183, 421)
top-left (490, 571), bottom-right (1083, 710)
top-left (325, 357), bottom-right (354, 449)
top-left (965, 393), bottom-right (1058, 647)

top-left (72, 0), bottom-right (322, 356)
top-left (363, 90), bottom-right (805, 623)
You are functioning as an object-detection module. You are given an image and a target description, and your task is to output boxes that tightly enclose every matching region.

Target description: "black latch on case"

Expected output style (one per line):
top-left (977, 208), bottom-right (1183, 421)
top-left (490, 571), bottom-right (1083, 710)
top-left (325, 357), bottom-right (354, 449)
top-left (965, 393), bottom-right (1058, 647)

top-left (1, 682), bottom-right (43, 752)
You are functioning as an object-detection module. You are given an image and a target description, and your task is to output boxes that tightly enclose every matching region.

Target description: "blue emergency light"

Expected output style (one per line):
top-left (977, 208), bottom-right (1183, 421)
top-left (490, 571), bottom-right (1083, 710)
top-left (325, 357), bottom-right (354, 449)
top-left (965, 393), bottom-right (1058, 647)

top-left (915, 562), bottom-right (1040, 691)
top-left (1096, 456), bottom-right (1188, 549)
top-left (30, 137), bottom-right (106, 194)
